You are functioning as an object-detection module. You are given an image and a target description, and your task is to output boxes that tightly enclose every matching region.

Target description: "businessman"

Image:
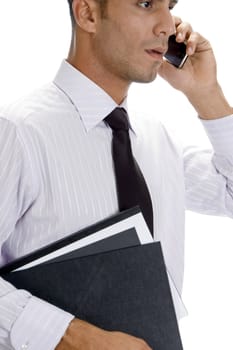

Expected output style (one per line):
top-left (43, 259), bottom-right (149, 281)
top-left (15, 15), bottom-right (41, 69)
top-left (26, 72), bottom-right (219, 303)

top-left (0, 0), bottom-right (233, 349)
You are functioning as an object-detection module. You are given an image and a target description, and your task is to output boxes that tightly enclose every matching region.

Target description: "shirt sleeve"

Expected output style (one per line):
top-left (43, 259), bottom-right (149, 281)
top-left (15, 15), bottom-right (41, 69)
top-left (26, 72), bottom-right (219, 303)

top-left (184, 114), bottom-right (233, 217)
top-left (0, 278), bottom-right (74, 350)
top-left (0, 118), bottom-right (74, 350)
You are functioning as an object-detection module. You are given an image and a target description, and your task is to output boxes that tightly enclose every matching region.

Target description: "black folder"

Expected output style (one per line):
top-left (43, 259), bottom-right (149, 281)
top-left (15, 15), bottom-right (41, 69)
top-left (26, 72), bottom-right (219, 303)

top-left (0, 208), bottom-right (183, 350)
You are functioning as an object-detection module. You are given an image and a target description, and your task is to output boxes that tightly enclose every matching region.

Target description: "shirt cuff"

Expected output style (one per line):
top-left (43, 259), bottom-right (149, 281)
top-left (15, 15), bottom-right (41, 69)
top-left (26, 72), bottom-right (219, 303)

top-left (10, 296), bottom-right (74, 350)
top-left (200, 114), bottom-right (233, 159)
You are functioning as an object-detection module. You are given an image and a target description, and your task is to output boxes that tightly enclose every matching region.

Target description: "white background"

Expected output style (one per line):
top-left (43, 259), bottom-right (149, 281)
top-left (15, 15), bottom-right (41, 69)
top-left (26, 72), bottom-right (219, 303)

top-left (0, 1), bottom-right (233, 349)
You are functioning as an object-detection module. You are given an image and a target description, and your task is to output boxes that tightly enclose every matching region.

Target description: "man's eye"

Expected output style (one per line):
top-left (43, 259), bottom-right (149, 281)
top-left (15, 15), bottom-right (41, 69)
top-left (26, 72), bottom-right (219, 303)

top-left (138, 1), bottom-right (152, 9)
top-left (169, 0), bottom-right (178, 10)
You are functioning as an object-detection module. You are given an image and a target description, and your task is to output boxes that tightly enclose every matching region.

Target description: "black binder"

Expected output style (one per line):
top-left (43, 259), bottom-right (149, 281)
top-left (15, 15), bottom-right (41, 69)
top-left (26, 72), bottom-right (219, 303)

top-left (0, 208), bottom-right (183, 350)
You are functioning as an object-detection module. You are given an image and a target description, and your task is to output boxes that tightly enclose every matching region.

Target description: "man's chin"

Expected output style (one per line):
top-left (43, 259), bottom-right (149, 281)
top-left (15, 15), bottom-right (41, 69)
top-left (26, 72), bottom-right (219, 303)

top-left (134, 71), bottom-right (158, 84)
top-left (136, 62), bottom-right (162, 83)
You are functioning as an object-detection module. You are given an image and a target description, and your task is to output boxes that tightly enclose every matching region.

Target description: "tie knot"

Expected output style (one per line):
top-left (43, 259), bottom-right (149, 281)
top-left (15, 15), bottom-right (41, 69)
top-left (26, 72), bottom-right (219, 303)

top-left (105, 108), bottom-right (129, 131)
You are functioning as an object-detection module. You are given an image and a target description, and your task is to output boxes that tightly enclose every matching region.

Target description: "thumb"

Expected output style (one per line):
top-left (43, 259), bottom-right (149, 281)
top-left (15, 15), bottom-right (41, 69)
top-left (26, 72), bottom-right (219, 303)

top-left (158, 59), bottom-right (178, 81)
top-left (158, 59), bottom-right (189, 91)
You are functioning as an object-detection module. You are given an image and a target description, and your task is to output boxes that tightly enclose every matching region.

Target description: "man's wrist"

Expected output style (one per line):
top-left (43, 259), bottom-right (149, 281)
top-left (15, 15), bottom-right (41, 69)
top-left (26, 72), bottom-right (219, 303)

top-left (10, 296), bottom-right (74, 350)
top-left (186, 83), bottom-right (233, 120)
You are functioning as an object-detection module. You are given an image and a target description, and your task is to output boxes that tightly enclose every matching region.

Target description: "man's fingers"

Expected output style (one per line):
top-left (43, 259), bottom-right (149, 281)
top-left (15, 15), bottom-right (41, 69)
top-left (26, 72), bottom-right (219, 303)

top-left (172, 18), bottom-right (194, 55)
top-left (56, 319), bottom-right (153, 350)
top-left (175, 21), bottom-right (193, 42)
top-left (113, 331), bottom-right (153, 350)
top-left (172, 17), bottom-right (212, 57)
top-left (173, 16), bottom-right (182, 26)
top-left (186, 32), bottom-right (212, 56)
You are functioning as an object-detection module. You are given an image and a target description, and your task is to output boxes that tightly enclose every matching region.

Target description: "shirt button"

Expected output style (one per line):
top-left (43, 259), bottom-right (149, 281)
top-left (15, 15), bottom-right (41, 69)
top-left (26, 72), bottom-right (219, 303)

top-left (21, 343), bottom-right (29, 350)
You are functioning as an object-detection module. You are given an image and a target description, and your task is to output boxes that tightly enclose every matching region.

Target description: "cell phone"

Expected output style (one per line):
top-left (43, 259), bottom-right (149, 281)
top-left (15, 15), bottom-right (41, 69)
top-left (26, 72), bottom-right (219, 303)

top-left (164, 34), bottom-right (188, 69)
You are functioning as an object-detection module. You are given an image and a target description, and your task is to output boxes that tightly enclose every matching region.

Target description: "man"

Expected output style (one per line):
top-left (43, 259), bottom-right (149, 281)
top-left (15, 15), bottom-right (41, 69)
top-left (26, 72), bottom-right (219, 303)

top-left (0, 0), bottom-right (233, 349)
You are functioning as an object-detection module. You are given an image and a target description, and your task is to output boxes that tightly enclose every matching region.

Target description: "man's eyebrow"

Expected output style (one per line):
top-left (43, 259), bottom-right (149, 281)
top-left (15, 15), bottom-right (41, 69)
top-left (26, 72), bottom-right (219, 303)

top-left (169, 0), bottom-right (179, 8)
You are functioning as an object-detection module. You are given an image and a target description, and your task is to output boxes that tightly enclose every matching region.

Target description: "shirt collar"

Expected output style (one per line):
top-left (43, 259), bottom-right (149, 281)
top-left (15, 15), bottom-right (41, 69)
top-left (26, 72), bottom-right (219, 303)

top-left (53, 60), bottom-right (136, 133)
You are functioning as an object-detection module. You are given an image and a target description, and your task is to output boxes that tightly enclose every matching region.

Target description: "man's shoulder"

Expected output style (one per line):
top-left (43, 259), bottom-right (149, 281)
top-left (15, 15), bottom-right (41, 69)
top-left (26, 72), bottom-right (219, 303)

top-left (0, 82), bottom-right (74, 126)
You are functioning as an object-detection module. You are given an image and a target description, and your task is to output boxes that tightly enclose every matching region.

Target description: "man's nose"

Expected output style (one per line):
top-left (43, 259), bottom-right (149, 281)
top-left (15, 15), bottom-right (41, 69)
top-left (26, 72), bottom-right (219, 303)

top-left (153, 8), bottom-right (176, 38)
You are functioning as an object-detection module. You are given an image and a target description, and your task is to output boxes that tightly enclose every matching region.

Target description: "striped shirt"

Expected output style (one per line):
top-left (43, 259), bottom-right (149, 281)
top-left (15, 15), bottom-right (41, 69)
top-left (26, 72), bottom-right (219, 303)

top-left (0, 60), bottom-right (233, 350)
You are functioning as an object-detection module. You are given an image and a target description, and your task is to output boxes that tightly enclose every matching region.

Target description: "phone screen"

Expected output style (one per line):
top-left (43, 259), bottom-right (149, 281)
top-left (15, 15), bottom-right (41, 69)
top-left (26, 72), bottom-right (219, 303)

top-left (164, 35), bottom-right (188, 68)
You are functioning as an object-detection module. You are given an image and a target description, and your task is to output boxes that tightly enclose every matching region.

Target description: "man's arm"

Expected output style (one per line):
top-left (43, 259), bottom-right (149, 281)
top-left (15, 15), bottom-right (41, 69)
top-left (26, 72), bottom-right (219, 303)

top-left (159, 18), bottom-right (233, 217)
top-left (183, 115), bottom-right (233, 217)
top-left (56, 319), bottom-right (152, 350)
top-left (0, 119), bottom-right (74, 350)
top-left (159, 17), bottom-right (233, 120)
top-left (0, 118), bottom-right (152, 350)
top-left (0, 282), bottom-right (74, 350)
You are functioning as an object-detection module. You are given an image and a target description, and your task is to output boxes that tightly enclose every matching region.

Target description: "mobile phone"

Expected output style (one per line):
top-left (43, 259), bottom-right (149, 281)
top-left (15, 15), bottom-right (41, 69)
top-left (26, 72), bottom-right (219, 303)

top-left (164, 34), bottom-right (188, 69)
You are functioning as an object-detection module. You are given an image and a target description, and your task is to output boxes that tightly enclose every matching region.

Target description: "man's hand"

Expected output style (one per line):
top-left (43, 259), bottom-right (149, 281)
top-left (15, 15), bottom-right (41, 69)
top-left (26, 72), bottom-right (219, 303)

top-left (55, 318), bottom-right (152, 350)
top-left (159, 17), bottom-right (233, 119)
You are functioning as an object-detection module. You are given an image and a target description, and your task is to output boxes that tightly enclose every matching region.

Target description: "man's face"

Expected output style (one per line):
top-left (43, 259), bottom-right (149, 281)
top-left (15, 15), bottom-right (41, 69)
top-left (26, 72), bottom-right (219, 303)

top-left (92, 0), bottom-right (177, 84)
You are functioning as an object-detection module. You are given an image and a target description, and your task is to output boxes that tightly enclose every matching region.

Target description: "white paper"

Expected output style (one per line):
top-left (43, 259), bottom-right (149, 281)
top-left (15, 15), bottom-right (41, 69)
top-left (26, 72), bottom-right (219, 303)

top-left (14, 211), bottom-right (153, 271)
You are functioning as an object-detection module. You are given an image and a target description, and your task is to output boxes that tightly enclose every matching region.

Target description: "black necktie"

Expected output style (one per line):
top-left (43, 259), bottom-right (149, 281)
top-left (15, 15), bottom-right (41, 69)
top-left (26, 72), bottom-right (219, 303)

top-left (105, 108), bottom-right (154, 236)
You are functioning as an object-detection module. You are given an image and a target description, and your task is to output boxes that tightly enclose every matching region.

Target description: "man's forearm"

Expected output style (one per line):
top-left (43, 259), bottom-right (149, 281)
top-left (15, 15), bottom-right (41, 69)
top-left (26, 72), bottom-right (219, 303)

top-left (186, 83), bottom-right (233, 120)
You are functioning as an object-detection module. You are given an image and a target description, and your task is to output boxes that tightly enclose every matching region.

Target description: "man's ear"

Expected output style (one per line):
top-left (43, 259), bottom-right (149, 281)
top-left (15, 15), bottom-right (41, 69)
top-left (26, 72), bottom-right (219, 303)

top-left (72, 0), bottom-right (99, 33)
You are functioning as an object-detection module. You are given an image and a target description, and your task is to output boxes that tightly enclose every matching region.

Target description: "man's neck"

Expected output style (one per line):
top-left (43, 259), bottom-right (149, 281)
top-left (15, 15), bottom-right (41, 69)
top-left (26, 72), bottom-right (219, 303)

top-left (67, 56), bottom-right (130, 105)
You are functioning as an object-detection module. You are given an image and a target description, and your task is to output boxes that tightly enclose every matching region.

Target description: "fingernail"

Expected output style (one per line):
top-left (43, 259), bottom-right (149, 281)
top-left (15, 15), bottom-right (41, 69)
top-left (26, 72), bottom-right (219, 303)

top-left (177, 32), bottom-right (183, 40)
top-left (187, 47), bottom-right (193, 55)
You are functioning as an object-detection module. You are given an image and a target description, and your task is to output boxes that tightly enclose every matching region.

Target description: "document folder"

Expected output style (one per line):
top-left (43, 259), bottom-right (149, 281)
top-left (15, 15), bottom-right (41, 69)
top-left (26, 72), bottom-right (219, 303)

top-left (0, 207), bottom-right (183, 350)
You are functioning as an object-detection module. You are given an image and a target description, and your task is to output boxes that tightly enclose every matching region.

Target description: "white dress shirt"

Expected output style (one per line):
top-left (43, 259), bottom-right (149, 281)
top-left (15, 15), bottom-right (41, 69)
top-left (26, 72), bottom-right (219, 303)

top-left (0, 60), bottom-right (233, 350)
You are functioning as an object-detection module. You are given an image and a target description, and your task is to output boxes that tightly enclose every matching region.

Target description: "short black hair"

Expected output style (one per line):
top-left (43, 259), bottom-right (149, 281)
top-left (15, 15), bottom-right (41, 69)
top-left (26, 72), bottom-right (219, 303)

top-left (67, 0), bottom-right (108, 28)
top-left (67, 0), bottom-right (75, 27)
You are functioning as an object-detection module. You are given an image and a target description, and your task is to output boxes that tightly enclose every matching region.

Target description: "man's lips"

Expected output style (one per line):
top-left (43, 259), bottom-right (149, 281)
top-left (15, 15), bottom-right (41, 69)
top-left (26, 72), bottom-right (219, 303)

top-left (145, 48), bottom-right (167, 61)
